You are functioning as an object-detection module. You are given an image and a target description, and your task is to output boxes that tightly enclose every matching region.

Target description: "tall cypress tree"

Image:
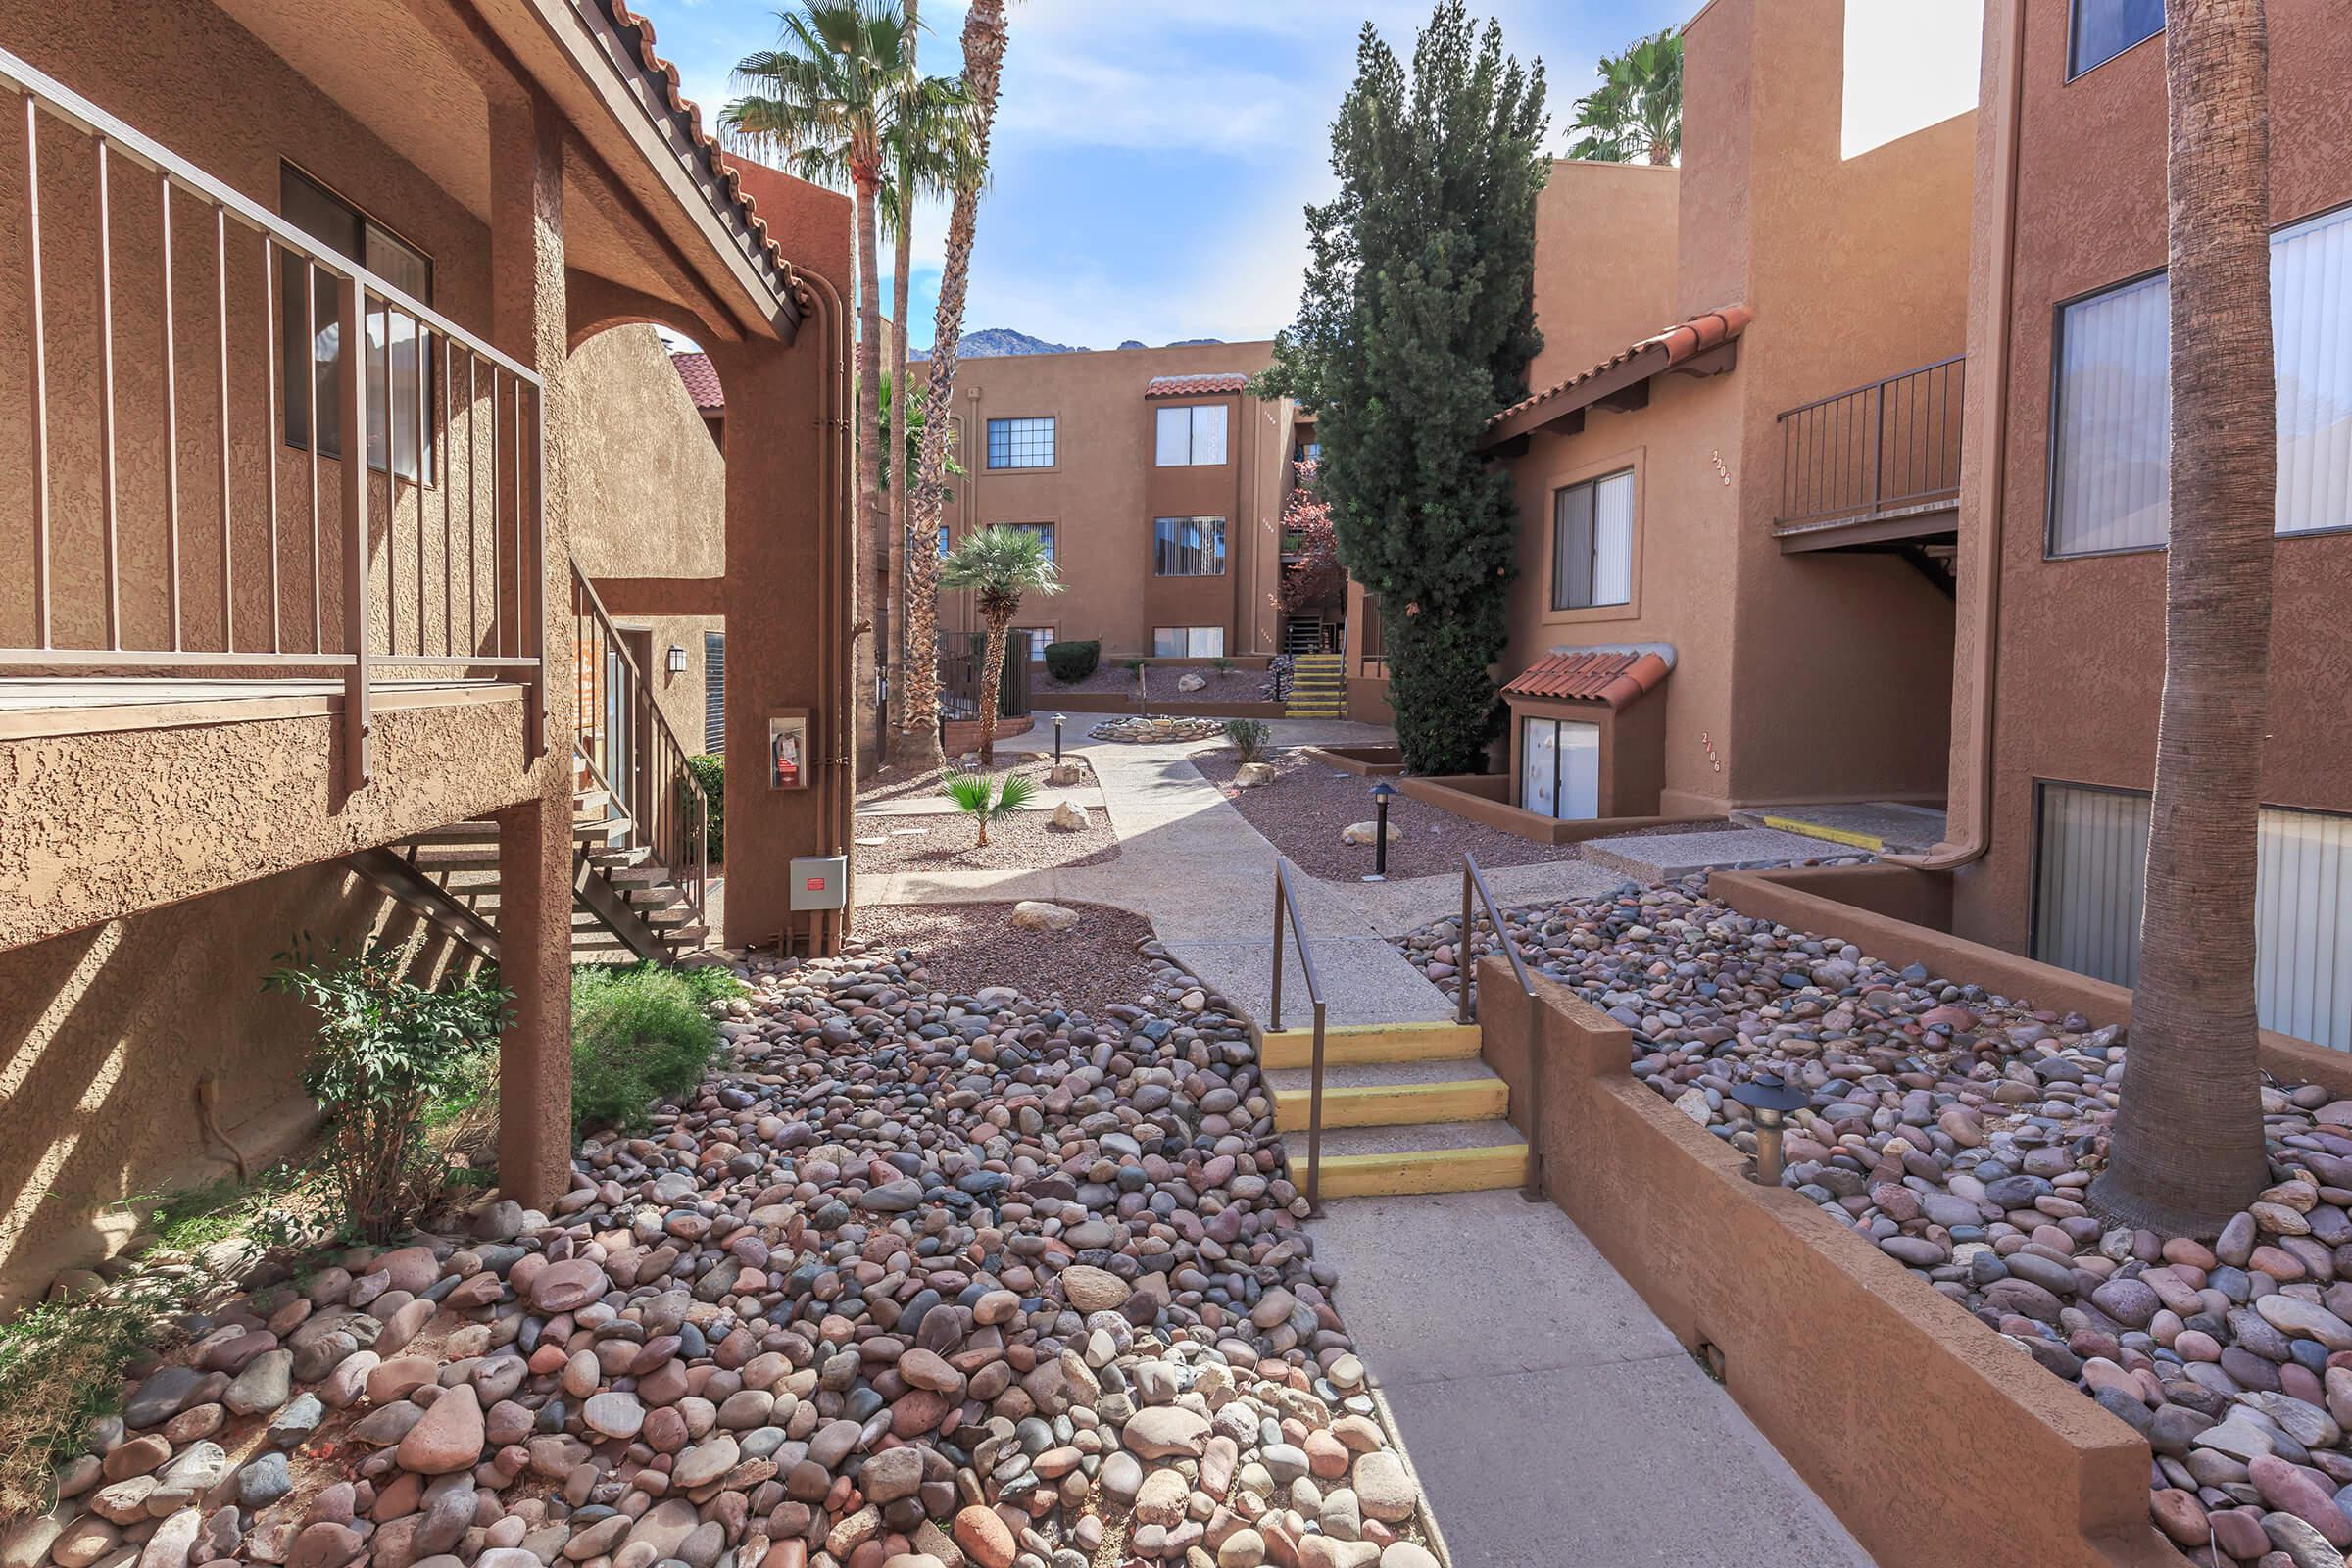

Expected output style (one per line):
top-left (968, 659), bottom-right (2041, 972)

top-left (1254, 2), bottom-right (1546, 774)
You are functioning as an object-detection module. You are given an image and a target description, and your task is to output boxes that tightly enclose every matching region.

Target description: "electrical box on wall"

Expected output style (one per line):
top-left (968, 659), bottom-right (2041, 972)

top-left (789, 856), bottom-right (848, 911)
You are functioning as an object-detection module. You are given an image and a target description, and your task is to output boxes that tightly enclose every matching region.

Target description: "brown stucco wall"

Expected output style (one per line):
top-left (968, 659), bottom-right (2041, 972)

top-left (937, 343), bottom-right (1287, 660)
top-left (1948, 0), bottom-right (2352, 952)
top-left (1526, 161), bottom-right (1682, 394)
top-left (1475, 954), bottom-right (2180, 1568)
top-left (0, 865), bottom-right (484, 1309)
top-left (1498, 0), bottom-right (1967, 818)
top-left (567, 323), bottom-right (729, 751)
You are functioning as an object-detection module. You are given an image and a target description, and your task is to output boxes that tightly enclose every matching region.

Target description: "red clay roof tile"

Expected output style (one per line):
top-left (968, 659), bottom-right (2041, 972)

top-left (1501, 649), bottom-right (1672, 711)
top-left (671, 350), bottom-right (724, 412)
top-left (1485, 305), bottom-right (1752, 436)
top-left (1145, 373), bottom-right (1250, 398)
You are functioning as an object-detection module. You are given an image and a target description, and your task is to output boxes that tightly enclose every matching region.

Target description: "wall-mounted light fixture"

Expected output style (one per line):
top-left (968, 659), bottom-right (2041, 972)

top-left (666, 644), bottom-right (689, 674)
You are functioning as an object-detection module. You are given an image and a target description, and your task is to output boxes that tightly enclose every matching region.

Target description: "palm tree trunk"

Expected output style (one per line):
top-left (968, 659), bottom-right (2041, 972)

top-left (881, 0), bottom-right (917, 772)
top-left (975, 615), bottom-right (1009, 766)
top-left (855, 172), bottom-right (886, 780)
top-left (901, 0), bottom-right (1007, 767)
top-left (2089, 0), bottom-right (2276, 1238)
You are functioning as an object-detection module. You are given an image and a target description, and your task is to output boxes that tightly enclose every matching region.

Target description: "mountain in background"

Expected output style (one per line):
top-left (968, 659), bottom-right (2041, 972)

top-left (911, 329), bottom-right (1231, 360)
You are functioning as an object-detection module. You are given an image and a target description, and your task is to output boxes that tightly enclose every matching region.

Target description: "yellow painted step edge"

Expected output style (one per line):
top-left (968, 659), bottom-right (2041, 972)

top-left (1758, 815), bottom-right (1884, 853)
top-left (1311, 1145), bottom-right (1532, 1199)
top-left (1274, 1078), bottom-right (1508, 1130)
top-left (1260, 1023), bottom-right (1483, 1069)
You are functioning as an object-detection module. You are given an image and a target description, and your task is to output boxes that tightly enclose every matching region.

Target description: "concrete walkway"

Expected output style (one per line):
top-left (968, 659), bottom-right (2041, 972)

top-left (857, 732), bottom-right (1626, 1026)
top-left (1316, 1191), bottom-right (1877, 1568)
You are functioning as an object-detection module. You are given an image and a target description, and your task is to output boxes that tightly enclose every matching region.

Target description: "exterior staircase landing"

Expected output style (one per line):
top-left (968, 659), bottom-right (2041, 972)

top-left (1285, 651), bottom-right (1348, 719)
top-left (1260, 1020), bottom-right (1530, 1198)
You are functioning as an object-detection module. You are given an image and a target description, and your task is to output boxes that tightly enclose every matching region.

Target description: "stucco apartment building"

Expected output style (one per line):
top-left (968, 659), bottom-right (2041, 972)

top-left (930, 343), bottom-right (1311, 663)
top-left (1917, 0), bottom-right (2352, 1051)
top-left (0, 0), bottom-right (855, 1302)
top-left (1476, 0), bottom-right (1968, 826)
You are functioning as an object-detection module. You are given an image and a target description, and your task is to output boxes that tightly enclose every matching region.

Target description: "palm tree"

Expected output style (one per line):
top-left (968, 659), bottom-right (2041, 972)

top-left (1566, 28), bottom-right (1681, 166)
top-left (723, 1), bottom-right (958, 770)
top-left (899, 0), bottom-right (1012, 773)
top-left (2088, 0), bottom-right (2276, 1238)
top-left (939, 524), bottom-right (1059, 764)
top-left (940, 769), bottom-right (1034, 849)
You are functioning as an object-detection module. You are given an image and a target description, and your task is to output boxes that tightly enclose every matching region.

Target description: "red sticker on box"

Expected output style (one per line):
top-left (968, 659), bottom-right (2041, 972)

top-left (806, 877), bottom-right (826, 891)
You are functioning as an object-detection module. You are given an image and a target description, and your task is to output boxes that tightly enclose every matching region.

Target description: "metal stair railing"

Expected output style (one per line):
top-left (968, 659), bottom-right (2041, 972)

top-left (1460, 852), bottom-right (1544, 1201)
top-left (571, 561), bottom-right (709, 928)
top-left (1268, 856), bottom-right (1331, 1213)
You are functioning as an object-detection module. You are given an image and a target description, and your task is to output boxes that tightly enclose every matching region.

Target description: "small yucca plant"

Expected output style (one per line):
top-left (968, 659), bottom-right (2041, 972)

top-left (941, 770), bottom-right (1036, 848)
top-left (1225, 718), bottom-right (1272, 763)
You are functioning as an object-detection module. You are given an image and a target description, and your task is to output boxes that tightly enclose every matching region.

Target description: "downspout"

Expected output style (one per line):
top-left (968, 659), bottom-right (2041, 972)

top-left (1888, 0), bottom-right (2024, 873)
top-left (790, 262), bottom-right (856, 950)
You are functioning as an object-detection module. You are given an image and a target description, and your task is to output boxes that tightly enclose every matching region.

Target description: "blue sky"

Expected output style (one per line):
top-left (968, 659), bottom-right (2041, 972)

top-left (632, 0), bottom-right (1979, 353)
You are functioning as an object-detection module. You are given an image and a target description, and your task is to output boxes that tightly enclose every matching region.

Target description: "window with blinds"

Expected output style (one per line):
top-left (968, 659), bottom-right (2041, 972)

top-left (703, 632), bottom-right (725, 755)
top-left (1550, 469), bottom-right (1635, 610)
top-left (2033, 782), bottom-right (2352, 1051)
top-left (2049, 203), bottom-right (2352, 556)
top-left (1152, 516), bottom-right (1226, 576)
top-left (1154, 405), bottom-right (1230, 466)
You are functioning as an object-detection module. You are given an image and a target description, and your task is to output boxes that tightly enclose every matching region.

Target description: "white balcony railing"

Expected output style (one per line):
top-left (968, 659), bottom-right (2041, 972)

top-left (0, 44), bottom-right (546, 783)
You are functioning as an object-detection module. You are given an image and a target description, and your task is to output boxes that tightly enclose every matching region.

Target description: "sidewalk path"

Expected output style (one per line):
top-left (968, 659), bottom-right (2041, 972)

top-left (1316, 1191), bottom-right (1878, 1568)
top-left (857, 734), bottom-right (1625, 1025)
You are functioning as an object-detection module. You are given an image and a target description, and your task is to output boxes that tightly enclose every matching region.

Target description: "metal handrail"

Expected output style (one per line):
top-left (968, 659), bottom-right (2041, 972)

top-left (1268, 856), bottom-right (1330, 1212)
top-left (1460, 853), bottom-right (1544, 1200)
top-left (1774, 354), bottom-right (1965, 530)
top-left (572, 562), bottom-right (710, 921)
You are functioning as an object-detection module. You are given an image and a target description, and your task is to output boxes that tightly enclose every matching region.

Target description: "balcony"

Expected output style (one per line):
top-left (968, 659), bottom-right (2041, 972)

top-left (1773, 356), bottom-right (1964, 552)
top-left (0, 46), bottom-right (547, 783)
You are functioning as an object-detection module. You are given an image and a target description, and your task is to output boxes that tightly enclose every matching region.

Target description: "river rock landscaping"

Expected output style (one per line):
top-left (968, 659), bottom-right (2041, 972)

top-left (2, 936), bottom-right (1433, 1568)
top-left (1088, 717), bottom-right (1226, 744)
top-left (850, 807), bottom-right (1118, 875)
top-left (1396, 876), bottom-right (2352, 1567)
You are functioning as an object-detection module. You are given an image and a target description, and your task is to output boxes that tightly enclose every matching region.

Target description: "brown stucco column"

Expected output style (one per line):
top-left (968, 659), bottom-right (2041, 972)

top-left (489, 93), bottom-right (573, 1207)
top-left (710, 293), bottom-right (853, 955)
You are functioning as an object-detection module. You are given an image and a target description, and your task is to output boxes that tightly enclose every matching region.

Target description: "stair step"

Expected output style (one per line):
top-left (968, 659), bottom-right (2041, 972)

top-left (585, 843), bottom-right (653, 867)
top-left (662, 923), bottom-right (710, 947)
top-left (1273, 1074), bottom-right (1507, 1131)
top-left (1298, 1119), bottom-right (1531, 1198)
top-left (603, 863), bottom-right (673, 886)
top-left (628, 883), bottom-right (685, 909)
top-left (645, 905), bottom-right (698, 927)
top-left (1260, 1020), bottom-right (1482, 1070)
top-left (407, 845), bottom-right (501, 869)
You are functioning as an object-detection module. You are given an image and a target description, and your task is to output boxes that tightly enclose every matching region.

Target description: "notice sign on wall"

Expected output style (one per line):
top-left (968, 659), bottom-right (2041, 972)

top-left (767, 710), bottom-right (810, 790)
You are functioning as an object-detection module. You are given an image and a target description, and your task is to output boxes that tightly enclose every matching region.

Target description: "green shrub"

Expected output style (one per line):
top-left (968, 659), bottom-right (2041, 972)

top-left (1044, 639), bottom-right (1101, 683)
top-left (570, 962), bottom-right (736, 1132)
top-left (1225, 718), bottom-right (1272, 763)
top-left (267, 944), bottom-right (510, 1241)
top-left (686, 754), bottom-right (724, 862)
top-left (940, 770), bottom-right (1036, 849)
top-left (0, 1277), bottom-right (181, 1516)
top-left (1211, 656), bottom-right (1235, 672)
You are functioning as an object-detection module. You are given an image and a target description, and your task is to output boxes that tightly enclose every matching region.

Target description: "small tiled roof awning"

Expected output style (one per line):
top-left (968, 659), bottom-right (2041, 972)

top-left (1501, 648), bottom-right (1672, 711)
top-left (671, 350), bottom-right (724, 413)
top-left (1146, 372), bottom-right (1250, 398)
top-left (1480, 305), bottom-right (1751, 450)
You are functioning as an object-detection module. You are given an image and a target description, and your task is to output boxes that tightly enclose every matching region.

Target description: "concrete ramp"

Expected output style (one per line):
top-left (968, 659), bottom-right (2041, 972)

top-left (1578, 825), bottom-right (1867, 882)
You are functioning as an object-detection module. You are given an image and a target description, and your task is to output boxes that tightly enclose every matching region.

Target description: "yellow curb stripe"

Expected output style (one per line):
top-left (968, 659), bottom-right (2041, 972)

top-left (1759, 815), bottom-right (1885, 852)
top-left (1314, 1145), bottom-right (1531, 1198)
top-left (1274, 1078), bottom-right (1509, 1130)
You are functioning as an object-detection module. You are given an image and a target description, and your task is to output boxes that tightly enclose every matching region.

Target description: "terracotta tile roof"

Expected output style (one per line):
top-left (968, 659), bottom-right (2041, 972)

top-left (671, 350), bottom-right (724, 412)
top-left (599, 0), bottom-right (793, 292)
top-left (1145, 373), bottom-right (1250, 398)
top-left (1485, 305), bottom-right (1752, 437)
top-left (1501, 648), bottom-right (1672, 710)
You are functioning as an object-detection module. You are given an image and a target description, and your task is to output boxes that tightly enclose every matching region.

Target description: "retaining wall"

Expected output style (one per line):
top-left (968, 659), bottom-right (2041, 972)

top-left (1476, 952), bottom-right (2180, 1568)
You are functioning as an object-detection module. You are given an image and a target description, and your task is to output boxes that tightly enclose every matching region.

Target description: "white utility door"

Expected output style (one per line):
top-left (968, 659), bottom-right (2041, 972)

top-left (1521, 717), bottom-right (1558, 819)
top-left (1559, 720), bottom-right (1601, 819)
top-left (1521, 716), bottom-right (1600, 820)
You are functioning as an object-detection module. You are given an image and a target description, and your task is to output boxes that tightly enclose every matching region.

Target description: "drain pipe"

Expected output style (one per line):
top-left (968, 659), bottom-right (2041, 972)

top-left (790, 261), bottom-right (857, 951)
top-left (1888, 0), bottom-right (2024, 874)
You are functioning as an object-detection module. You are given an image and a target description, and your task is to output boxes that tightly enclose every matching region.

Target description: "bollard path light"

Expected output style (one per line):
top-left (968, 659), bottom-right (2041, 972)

top-left (1053, 713), bottom-right (1064, 764)
top-left (1730, 1071), bottom-right (1811, 1187)
top-left (1364, 781), bottom-right (1397, 883)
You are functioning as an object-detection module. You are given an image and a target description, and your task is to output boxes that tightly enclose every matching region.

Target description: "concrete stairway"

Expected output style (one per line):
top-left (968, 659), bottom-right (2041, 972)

top-left (1285, 651), bottom-right (1347, 719)
top-left (375, 785), bottom-right (709, 964)
top-left (1261, 1020), bottom-right (1530, 1197)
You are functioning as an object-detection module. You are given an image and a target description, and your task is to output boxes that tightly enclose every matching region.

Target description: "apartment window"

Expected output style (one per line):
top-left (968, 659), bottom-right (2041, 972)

top-left (2050, 204), bottom-right (2352, 556)
top-left (1006, 522), bottom-right (1055, 562)
top-left (1014, 627), bottom-right (1054, 662)
top-left (1520, 716), bottom-right (1600, 821)
top-left (279, 164), bottom-right (433, 480)
top-left (1550, 469), bottom-right (1635, 610)
top-left (702, 632), bottom-right (726, 755)
top-left (2033, 783), bottom-right (2352, 1051)
top-left (2070, 0), bottom-right (2162, 78)
top-left (1152, 626), bottom-right (1224, 658)
top-left (1153, 515), bottom-right (1227, 576)
top-left (1155, 404), bottom-right (1229, 466)
top-left (986, 416), bottom-right (1055, 469)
